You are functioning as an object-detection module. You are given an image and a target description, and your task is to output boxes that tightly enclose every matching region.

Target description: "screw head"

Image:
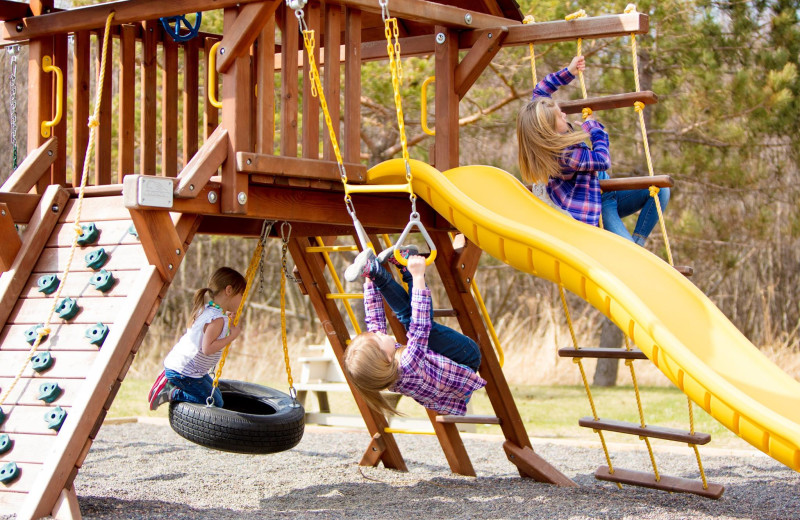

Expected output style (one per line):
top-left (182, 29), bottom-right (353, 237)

top-left (219, 47), bottom-right (226, 55)
top-left (208, 191), bottom-right (218, 203)
top-left (175, 249), bottom-right (181, 255)
top-left (436, 32), bottom-right (446, 44)
top-left (189, 184), bottom-right (195, 191)
top-left (237, 192), bottom-right (247, 205)
top-left (1, 210), bottom-right (5, 216)
top-left (464, 13), bottom-right (472, 25)
top-left (16, 23), bottom-right (23, 32)
top-left (47, 150), bottom-right (53, 156)
top-left (168, 264), bottom-right (173, 270)
top-left (51, 204), bottom-right (59, 213)
top-left (488, 32), bottom-right (493, 38)
top-left (246, 158), bottom-right (252, 165)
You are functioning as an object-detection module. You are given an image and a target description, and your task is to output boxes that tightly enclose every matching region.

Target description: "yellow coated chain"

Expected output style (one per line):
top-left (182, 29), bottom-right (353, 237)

top-left (0, 12), bottom-right (115, 409)
top-left (279, 223), bottom-right (296, 396)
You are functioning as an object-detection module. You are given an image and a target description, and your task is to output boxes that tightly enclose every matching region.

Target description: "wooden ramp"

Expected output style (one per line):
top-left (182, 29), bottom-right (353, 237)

top-left (0, 186), bottom-right (196, 520)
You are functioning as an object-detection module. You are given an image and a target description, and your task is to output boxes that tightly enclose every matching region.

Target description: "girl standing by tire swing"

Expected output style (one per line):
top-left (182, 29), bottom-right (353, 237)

top-left (148, 267), bottom-right (246, 410)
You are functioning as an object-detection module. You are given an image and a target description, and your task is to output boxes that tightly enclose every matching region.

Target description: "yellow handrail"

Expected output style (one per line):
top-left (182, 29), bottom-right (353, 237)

top-left (420, 76), bottom-right (435, 136)
top-left (40, 56), bottom-right (63, 138)
top-left (208, 41), bottom-right (222, 109)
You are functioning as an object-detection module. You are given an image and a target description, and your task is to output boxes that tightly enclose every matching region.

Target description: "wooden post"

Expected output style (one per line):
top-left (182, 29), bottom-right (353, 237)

top-left (52, 32), bottom-right (67, 186)
top-left (322, 3), bottom-right (340, 162)
top-left (162, 36), bottom-right (179, 177)
top-left (183, 37), bottom-right (200, 165)
top-left (95, 26), bottom-right (113, 185)
top-left (343, 7), bottom-right (361, 164)
top-left (0, 203), bottom-right (21, 272)
top-left (256, 19), bottom-right (275, 154)
top-left (203, 37), bottom-right (220, 141)
top-left (220, 6), bottom-right (251, 214)
top-left (140, 20), bottom-right (158, 175)
top-left (302, 4), bottom-right (320, 160)
top-left (433, 25), bottom-right (458, 170)
top-left (280, 4), bottom-right (299, 157)
top-left (72, 30), bottom-right (90, 187)
top-left (119, 24), bottom-right (137, 179)
top-left (28, 36), bottom-right (54, 193)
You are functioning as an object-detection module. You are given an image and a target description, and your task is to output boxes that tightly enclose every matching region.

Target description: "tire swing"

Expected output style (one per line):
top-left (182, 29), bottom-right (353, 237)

top-left (169, 221), bottom-right (305, 454)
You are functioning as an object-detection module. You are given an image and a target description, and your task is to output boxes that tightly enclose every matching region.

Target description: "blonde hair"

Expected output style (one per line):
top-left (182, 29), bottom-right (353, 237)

top-left (343, 332), bottom-right (401, 416)
top-left (517, 97), bottom-right (588, 184)
top-left (189, 267), bottom-right (247, 325)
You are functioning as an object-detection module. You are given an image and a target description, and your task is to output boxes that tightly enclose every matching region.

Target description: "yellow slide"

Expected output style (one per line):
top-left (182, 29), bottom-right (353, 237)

top-left (368, 158), bottom-right (800, 471)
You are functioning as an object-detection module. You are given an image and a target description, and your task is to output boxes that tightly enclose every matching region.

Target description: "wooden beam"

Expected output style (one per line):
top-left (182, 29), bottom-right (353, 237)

top-left (599, 174), bottom-right (673, 191)
top-left (0, 202), bottom-right (21, 272)
top-left (434, 26), bottom-right (458, 170)
top-left (322, 3), bottom-right (341, 162)
top-left (455, 27), bottom-right (507, 99)
top-left (343, 7), bottom-right (362, 163)
top-left (126, 208), bottom-right (184, 282)
top-left (118, 24), bottom-right (136, 179)
top-left (301, 4), bottom-right (320, 160)
top-left (558, 347), bottom-right (647, 359)
top-left (140, 20), bottom-right (158, 176)
top-left (3, 0), bottom-right (268, 41)
top-left (28, 36), bottom-right (53, 193)
top-left (436, 414), bottom-right (500, 424)
top-left (559, 90), bottom-right (657, 115)
top-left (579, 417), bottom-right (712, 444)
top-left (0, 0), bottom-right (31, 21)
top-left (0, 137), bottom-right (57, 193)
top-left (161, 36), bottom-right (179, 177)
top-left (336, 0), bottom-right (517, 30)
top-left (95, 28), bottom-right (113, 185)
top-left (503, 441), bottom-right (576, 487)
top-left (426, 407), bottom-right (476, 476)
top-left (452, 238), bottom-right (482, 292)
top-left (175, 126), bottom-right (228, 198)
top-left (462, 12), bottom-right (649, 48)
top-left (255, 20), bottom-right (275, 154)
top-left (280, 4), bottom-right (299, 157)
top-left (359, 432), bottom-right (387, 466)
top-left (72, 30), bottom-right (90, 187)
top-left (182, 37), bottom-right (200, 166)
top-left (236, 153), bottom-right (366, 183)
top-left (0, 191), bottom-right (39, 223)
top-left (52, 32), bottom-right (67, 186)
top-left (215, 0), bottom-right (280, 74)
top-left (203, 37), bottom-right (220, 141)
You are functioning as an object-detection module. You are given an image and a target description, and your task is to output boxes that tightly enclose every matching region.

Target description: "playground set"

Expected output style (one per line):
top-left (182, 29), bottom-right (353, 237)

top-left (1, 0), bottom-right (799, 518)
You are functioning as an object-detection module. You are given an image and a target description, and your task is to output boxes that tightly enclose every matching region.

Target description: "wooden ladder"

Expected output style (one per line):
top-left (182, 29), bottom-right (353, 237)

top-left (0, 186), bottom-right (198, 519)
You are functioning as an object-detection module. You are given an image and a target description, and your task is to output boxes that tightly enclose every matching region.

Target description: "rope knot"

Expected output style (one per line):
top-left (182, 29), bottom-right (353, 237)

top-left (624, 4), bottom-right (637, 13)
top-left (38, 327), bottom-right (51, 336)
top-left (624, 359), bottom-right (634, 367)
top-left (88, 116), bottom-right (99, 128)
top-left (74, 224), bottom-right (84, 234)
top-left (565, 9), bottom-right (586, 20)
top-left (571, 357), bottom-right (581, 364)
top-left (581, 107), bottom-right (593, 120)
top-left (523, 14), bottom-right (535, 24)
top-left (649, 185), bottom-right (660, 197)
top-left (634, 101), bottom-right (645, 112)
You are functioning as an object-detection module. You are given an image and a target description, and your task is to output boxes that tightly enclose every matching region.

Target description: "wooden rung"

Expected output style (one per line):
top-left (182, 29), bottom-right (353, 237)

top-left (594, 466), bottom-right (724, 499)
top-left (599, 175), bottom-right (673, 192)
top-left (675, 265), bottom-right (694, 277)
top-left (578, 417), bottom-right (711, 445)
top-left (558, 347), bottom-right (647, 360)
top-left (559, 91), bottom-right (658, 115)
top-left (436, 415), bottom-right (500, 425)
top-left (433, 308), bottom-right (458, 317)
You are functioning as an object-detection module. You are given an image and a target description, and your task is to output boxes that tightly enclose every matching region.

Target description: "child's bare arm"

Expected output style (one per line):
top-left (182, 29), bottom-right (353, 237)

top-left (567, 55), bottom-right (585, 76)
top-left (201, 318), bottom-right (241, 355)
top-left (407, 255), bottom-right (427, 290)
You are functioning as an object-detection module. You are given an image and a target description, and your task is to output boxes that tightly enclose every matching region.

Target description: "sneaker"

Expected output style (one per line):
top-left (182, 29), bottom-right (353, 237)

top-left (149, 382), bottom-right (175, 410)
top-left (377, 244), bottom-right (419, 266)
top-left (344, 248), bottom-right (377, 282)
top-left (147, 370), bottom-right (167, 403)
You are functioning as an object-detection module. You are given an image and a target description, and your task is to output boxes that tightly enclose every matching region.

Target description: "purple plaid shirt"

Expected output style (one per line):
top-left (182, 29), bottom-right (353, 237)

top-left (532, 68), bottom-right (611, 226)
top-left (363, 279), bottom-right (486, 416)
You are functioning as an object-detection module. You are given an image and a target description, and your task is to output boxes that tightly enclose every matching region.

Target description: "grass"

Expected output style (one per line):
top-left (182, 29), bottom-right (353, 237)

top-left (113, 378), bottom-right (751, 450)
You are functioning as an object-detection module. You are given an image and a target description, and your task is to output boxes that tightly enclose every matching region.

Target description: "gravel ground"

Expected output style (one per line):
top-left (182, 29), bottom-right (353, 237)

top-left (16, 419), bottom-right (800, 520)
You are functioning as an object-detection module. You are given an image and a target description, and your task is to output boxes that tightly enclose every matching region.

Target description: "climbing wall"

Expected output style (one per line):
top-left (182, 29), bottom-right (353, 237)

top-left (0, 186), bottom-right (187, 519)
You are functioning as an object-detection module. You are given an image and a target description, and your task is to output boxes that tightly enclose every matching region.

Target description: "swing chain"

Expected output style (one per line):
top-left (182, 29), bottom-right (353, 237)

top-left (378, 0), bottom-right (390, 22)
top-left (258, 220), bottom-right (276, 298)
top-left (280, 222), bottom-right (300, 284)
top-left (8, 44), bottom-right (19, 171)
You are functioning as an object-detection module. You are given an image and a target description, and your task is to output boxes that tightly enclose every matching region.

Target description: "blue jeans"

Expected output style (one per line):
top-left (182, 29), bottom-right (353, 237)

top-left (601, 187), bottom-right (670, 246)
top-left (369, 262), bottom-right (482, 371)
top-left (165, 369), bottom-right (224, 407)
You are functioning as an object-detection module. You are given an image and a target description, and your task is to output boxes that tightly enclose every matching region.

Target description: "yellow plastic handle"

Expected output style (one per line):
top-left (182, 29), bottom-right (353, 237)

top-left (393, 246), bottom-right (436, 266)
top-left (420, 76), bottom-right (435, 136)
top-left (208, 41), bottom-right (222, 109)
top-left (40, 56), bottom-right (63, 138)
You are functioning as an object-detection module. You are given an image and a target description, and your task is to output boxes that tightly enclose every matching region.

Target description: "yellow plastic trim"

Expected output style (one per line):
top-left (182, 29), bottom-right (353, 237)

top-left (420, 76), bottom-right (435, 136)
top-left (40, 56), bottom-right (63, 138)
top-left (208, 42), bottom-right (222, 109)
top-left (305, 245), bottom-right (359, 253)
top-left (384, 427), bottom-right (436, 436)
top-left (326, 293), bottom-right (364, 300)
top-left (393, 247), bottom-right (436, 267)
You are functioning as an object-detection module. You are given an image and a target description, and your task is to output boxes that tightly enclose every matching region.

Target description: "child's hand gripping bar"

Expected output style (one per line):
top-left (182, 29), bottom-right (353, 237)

top-left (393, 210), bottom-right (437, 266)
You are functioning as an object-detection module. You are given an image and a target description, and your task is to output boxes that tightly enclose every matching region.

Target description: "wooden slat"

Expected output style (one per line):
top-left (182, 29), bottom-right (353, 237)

top-left (215, 0), bottom-right (279, 74)
top-left (595, 466), bottom-right (724, 499)
top-left (0, 461), bottom-right (43, 492)
top-left (33, 244), bottom-right (147, 273)
top-left (95, 28), bottom-right (113, 186)
top-left (559, 91), bottom-right (658, 115)
top-left (322, 3), bottom-right (340, 162)
top-left (0, 138), bottom-right (58, 194)
top-left (578, 417), bottom-right (712, 444)
top-left (182, 37), bottom-right (200, 166)
top-left (140, 20), bottom-right (158, 176)
top-left (301, 4), bottom-right (320, 161)
top-left (8, 298), bottom-right (128, 326)
top-left (203, 37), bottom-right (220, 141)
top-left (161, 36), bottom-right (179, 177)
top-left (454, 27), bottom-right (507, 99)
top-left (219, 7), bottom-right (251, 214)
top-left (436, 414), bottom-right (500, 425)
top-left (280, 4), bottom-right (299, 157)
top-left (599, 174), bottom-right (672, 192)
top-left (46, 219), bottom-right (139, 247)
top-left (0, 186), bottom-right (68, 330)
top-left (432, 308), bottom-right (457, 317)
top-left (175, 126), bottom-right (228, 198)
top-left (0, 203), bottom-right (21, 271)
top-left (58, 195), bottom-right (131, 222)
top-left (71, 30), bottom-right (90, 187)
top-left (118, 24), bottom-right (136, 179)
top-left (0, 434), bottom-right (56, 464)
top-left (28, 37), bottom-right (54, 193)
top-left (52, 32), bottom-right (67, 186)
top-left (343, 7), bottom-right (361, 163)
top-left (558, 347), bottom-right (647, 360)
top-left (20, 267), bottom-right (164, 520)
top-left (1, 324), bottom-right (104, 352)
top-left (0, 377), bottom-right (83, 407)
top-left (0, 404), bottom-right (67, 435)
top-left (20, 269), bottom-right (138, 299)
top-left (0, 492), bottom-right (26, 514)
top-left (237, 153), bottom-right (366, 183)
top-left (256, 19), bottom-right (275, 154)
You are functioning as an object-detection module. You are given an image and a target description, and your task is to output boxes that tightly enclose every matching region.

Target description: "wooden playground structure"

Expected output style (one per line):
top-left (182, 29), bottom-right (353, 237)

top-left (0, 0), bottom-right (733, 518)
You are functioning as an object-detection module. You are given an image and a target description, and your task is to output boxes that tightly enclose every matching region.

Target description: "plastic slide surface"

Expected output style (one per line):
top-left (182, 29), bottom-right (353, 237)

top-left (368, 158), bottom-right (800, 471)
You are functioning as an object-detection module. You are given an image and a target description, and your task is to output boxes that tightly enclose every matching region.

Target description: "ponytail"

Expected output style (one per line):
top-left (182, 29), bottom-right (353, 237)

top-left (189, 287), bottom-right (211, 325)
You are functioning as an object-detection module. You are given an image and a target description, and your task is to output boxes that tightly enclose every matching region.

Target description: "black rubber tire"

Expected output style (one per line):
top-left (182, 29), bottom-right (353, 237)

top-left (168, 379), bottom-right (305, 454)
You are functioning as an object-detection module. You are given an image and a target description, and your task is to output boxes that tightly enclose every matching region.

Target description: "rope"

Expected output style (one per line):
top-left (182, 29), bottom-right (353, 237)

top-left (0, 13), bottom-right (115, 410)
top-left (522, 15), bottom-right (537, 85)
top-left (565, 9), bottom-right (592, 120)
top-left (208, 221), bottom-right (273, 402)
